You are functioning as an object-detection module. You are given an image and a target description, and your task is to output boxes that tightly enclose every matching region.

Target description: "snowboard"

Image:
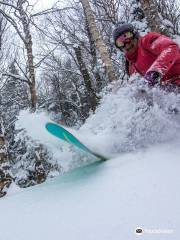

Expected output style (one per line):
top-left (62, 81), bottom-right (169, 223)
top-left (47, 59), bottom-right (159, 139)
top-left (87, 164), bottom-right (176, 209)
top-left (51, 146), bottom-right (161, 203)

top-left (45, 122), bottom-right (108, 161)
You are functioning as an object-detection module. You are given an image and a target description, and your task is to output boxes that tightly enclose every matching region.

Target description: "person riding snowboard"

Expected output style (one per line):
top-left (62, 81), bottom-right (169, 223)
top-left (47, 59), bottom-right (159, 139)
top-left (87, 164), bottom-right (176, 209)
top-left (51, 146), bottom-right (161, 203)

top-left (113, 22), bottom-right (180, 88)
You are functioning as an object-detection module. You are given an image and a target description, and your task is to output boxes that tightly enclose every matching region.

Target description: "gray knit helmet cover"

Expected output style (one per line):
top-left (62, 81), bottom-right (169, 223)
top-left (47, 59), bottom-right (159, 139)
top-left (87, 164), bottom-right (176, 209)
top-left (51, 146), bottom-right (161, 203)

top-left (113, 22), bottom-right (138, 47)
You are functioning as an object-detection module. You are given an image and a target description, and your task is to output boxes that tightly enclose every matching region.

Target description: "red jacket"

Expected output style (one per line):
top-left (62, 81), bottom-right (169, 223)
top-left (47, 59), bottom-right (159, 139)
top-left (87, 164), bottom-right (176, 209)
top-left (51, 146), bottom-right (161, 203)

top-left (126, 32), bottom-right (180, 86)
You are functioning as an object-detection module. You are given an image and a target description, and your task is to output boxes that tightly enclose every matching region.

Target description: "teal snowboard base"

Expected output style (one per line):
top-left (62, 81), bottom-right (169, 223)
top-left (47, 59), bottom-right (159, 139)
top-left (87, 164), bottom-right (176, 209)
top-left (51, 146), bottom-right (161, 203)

top-left (45, 122), bottom-right (108, 161)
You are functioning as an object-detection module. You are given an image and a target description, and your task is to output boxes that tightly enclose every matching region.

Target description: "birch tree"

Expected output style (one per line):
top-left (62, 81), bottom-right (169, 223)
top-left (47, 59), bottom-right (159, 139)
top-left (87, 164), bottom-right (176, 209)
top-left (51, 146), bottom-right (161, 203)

top-left (0, 0), bottom-right (37, 111)
top-left (80, 0), bottom-right (117, 82)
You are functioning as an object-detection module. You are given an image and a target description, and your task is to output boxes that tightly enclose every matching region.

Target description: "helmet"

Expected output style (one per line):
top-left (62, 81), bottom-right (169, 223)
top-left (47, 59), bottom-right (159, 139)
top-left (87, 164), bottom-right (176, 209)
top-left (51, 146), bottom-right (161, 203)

top-left (113, 21), bottom-right (139, 47)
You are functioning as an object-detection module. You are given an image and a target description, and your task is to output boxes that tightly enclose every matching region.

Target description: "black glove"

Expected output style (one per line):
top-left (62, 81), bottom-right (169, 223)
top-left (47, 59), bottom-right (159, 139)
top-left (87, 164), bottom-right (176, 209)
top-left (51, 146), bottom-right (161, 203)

top-left (144, 71), bottom-right (161, 86)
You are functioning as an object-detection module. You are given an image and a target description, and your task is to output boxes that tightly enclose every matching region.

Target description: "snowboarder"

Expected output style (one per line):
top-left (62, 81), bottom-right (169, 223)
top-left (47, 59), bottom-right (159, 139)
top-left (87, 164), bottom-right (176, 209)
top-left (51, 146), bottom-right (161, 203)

top-left (113, 22), bottom-right (180, 89)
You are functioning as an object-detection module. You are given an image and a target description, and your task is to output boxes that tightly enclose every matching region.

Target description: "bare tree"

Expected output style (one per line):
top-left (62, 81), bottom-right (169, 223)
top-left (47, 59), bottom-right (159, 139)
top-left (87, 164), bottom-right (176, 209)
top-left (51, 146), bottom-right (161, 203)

top-left (80, 0), bottom-right (117, 83)
top-left (92, 0), bottom-right (120, 24)
top-left (138, 0), bottom-right (168, 34)
top-left (155, 0), bottom-right (180, 35)
top-left (0, 0), bottom-right (37, 111)
top-left (73, 45), bottom-right (97, 112)
top-left (36, 5), bottom-right (100, 113)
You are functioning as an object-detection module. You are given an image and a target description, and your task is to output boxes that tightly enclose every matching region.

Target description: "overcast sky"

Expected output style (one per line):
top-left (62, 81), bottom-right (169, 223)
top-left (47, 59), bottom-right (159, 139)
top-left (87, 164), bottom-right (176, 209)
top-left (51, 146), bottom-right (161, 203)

top-left (30, 0), bottom-right (58, 12)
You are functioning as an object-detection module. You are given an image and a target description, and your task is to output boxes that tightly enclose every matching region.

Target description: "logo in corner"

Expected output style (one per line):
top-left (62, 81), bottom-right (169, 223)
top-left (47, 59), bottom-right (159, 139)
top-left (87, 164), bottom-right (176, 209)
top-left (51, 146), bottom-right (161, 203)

top-left (135, 227), bottom-right (144, 235)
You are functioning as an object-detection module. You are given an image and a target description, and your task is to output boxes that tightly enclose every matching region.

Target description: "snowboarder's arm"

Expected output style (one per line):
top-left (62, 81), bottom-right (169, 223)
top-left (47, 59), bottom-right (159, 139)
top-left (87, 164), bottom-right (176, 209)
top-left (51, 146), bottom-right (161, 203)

top-left (142, 34), bottom-right (179, 78)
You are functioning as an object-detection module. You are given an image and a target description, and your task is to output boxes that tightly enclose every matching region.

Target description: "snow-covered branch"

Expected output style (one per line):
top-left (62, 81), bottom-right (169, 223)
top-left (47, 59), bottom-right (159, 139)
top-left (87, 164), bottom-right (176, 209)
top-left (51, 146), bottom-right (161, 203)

top-left (0, 1), bottom-right (20, 11)
top-left (0, 9), bottom-right (26, 44)
top-left (2, 72), bottom-right (30, 84)
top-left (32, 7), bottom-right (76, 17)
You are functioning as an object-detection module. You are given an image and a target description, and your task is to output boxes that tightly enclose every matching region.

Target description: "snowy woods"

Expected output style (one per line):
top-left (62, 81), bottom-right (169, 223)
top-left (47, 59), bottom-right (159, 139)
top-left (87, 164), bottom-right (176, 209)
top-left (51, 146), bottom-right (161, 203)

top-left (0, 0), bottom-right (180, 196)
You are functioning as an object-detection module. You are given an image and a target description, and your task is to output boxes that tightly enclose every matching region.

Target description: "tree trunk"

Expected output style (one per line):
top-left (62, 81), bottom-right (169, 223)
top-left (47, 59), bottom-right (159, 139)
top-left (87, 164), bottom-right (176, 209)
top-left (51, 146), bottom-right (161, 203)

top-left (29, 79), bottom-right (37, 111)
top-left (85, 18), bottom-right (104, 92)
top-left (80, 0), bottom-right (117, 83)
top-left (0, 125), bottom-right (7, 163)
top-left (74, 46), bottom-right (97, 112)
top-left (0, 14), bottom-right (3, 51)
top-left (18, 1), bottom-right (37, 111)
top-left (139, 0), bottom-right (168, 34)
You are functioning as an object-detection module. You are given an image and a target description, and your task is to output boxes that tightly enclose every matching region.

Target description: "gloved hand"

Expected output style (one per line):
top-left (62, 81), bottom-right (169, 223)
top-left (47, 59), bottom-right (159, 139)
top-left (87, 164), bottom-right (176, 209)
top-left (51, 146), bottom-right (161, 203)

top-left (144, 71), bottom-right (161, 86)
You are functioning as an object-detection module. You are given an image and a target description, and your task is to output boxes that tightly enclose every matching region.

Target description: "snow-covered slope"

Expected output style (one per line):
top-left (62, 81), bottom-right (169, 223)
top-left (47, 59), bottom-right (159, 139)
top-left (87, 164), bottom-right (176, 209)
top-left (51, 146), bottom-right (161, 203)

top-left (1, 78), bottom-right (180, 239)
top-left (1, 141), bottom-right (180, 240)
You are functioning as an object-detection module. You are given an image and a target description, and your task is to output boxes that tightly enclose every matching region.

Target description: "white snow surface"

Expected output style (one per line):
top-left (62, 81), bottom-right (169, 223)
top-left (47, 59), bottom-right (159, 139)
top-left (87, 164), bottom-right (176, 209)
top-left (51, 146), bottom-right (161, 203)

top-left (1, 77), bottom-right (180, 239)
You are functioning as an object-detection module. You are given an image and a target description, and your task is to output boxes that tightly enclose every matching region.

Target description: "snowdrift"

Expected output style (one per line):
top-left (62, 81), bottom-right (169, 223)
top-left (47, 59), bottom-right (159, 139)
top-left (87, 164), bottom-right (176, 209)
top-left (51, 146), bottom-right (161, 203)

top-left (0, 141), bottom-right (180, 240)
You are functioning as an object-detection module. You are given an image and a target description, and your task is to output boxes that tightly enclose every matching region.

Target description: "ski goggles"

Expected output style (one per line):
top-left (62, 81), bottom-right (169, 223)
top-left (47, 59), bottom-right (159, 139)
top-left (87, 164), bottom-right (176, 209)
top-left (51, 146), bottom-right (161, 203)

top-left (115, 31), bottom-right (134, 48)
